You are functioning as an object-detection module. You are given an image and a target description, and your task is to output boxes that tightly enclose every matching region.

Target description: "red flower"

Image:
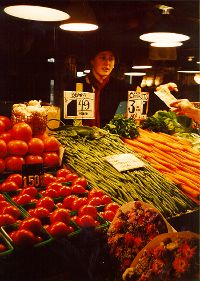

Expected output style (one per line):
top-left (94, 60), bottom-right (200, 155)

top-left (113, 220), bottom-right (123, 232)
top-left (151, 258), bottom-right (165, 274)
top-left (146, 224), bottom-right (155, 234)
top-left (124, 233), bottom-right (134, 246)
top-left (153, 244), bottom-right (165, 258)
top-left (179, 242), bottom-right (197, 259)
top-left (173, 256), bottom-right (189, 273)
top-left (122, 258), bottom-right (132, 268)
top-left (134, 236), bottom-right (143, 247)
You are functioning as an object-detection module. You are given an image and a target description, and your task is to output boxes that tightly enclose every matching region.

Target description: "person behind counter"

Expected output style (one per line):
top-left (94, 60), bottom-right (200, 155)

top-left (64, 47), bottom-right (129, 128)
top-left (170, 99), bottom-right (200, 123)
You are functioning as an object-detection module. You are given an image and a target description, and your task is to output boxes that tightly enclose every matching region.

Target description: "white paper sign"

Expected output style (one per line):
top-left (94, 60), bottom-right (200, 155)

top-left (63, 91), bottom-right (95, 119)
top-left (154, 89), bottom-right (177, 107)
top-left (127, 91), bottom-right (149, 120)
top-left (104, 153), bottom-right (145, 172)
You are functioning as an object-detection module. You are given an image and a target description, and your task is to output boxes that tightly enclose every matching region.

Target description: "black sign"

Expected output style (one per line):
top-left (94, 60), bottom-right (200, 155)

top-left (22, 163), bottom-right (44, 188)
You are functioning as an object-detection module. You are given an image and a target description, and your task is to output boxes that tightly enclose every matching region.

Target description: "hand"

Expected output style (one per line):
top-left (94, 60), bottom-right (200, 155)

top-left (170, 99), bottom-right (194, 115)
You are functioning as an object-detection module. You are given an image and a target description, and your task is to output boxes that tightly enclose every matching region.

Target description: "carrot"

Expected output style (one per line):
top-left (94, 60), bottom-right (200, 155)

top-left (180, 164), bottom-right (200, 177)
top-left (179, 184), bottom-right (200, 199)
top-left (176, 150), bottom-right (200, 163)
top-left (136, 136), bottom-right (154, 146)
top-left (183, 192), bottom-right (200, 205)
top-left (153, 142), bottom-right (173, 152)
top-left (123, 138), bottom-right (153, 152)
top-left (147, 158), bottom-right (172, 173)
top-left (149, 153), bottom-right (177, 171)
top-left (170, 173), bottom-right (200, 193)
top-left (151, 149), bottom-right (181, 166)
top-left (125, 143), bottom-right (147, 158)
top-left (175, 169), bottom-right (200, 187)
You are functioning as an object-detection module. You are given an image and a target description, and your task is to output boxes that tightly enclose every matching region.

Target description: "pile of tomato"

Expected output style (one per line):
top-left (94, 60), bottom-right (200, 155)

top-left (0, 115), bottom-right (61, 173)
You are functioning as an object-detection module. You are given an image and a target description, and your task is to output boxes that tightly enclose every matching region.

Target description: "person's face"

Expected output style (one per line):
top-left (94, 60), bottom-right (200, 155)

top-left (91, 51), bottom-right (115, 79)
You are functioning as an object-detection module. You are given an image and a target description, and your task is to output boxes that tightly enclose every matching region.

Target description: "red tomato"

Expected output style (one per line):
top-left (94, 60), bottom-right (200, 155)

top-left (16, 194), bottom-right (32, 205)
top-left (0, 139), bottom-right (7, 158)
top-left (27, 138), bottom-right (44, 155)
top-left (5, 156), bottom-right (25, 171)
top-left (0, 120), bottom-right (5, 134)
top-left (62, 195), bottom-right (77, 210)
top-left (71, 184), bottom-right (86, 195)
top-left (59, 186), bottom-right (72, 197)
top-left (56, 168), bottom-right (71, 178)
top-left (72, 177), bottom-right (88, 188)
top-left (78, 205), bottom-right (97, 219)
top-left (0, 214), bottom-right (16, 226)
top-left (0, 116), bottom-right (11, 130)
top-left (7, 140), bottom-right (28, 156)
top-left (49, 222), bottom-right (71, 238)
top-left (36, 196), bottom-right (55, 212)
top-left (30, 207), bottom-right (50, 219)
top-left (56, 202), bottom-right (63, 208)
top-left (0, 131), bottom-right (12, 143)
top-left (104, 202), bottom-right (120, 213)
top-left (43, 152), bottom-right (59, 168)
top-left (78, 215), bottom-right (96, 227)
top-left (2, 205), bottom-right (21, 219)
top-left (25, 155), bottom-right (43, 165)
top-left (0, 194), bottom-right (6, 201)
top-left (71, 197), bottom-right (88, 211)
top-left (43, 136), bottom-right (60, 152)
top-left (19, 217), bottom-right (42, 235)
top-left (0, 181), bottom-right (19, 192)
top-left (12, 229), bottom-right (36, 247)
top-left (55, 176), bottom-right (66, 183)
top-left (34, 132), bottom-right (48, 141)
top-left (50, 208), bottom-right (70, 225)
top-left (0, 201), bottom-right (10, 209)
top-left (71, 215), bottom-right (80, 225)
top-left (0, 159), bottom-right (5, 173)
top-left (45, 188), bottom-right (59, 198)
top-left (101, 210), bottom-right (115, 222)
top-left (42, 173), bottom-right (55, 186)
top-left (65, 173), bottom-right (78, 182)
top-left (88, 189), bottom-right (105, 198)
top-left (46, 182), bottom-right (62, 191)
top-left (20, 186), bottom-right (37, 198)
top-left (101, 195), bottom-right (112, 204)
top-left (6, 174), bottom-right (22, 187)
top-left (0, 243), bottom-right (6, 252)
top-left (11, 122), bottom-right (32, 142)
top-left (88, 197), bottom-right (103, 207)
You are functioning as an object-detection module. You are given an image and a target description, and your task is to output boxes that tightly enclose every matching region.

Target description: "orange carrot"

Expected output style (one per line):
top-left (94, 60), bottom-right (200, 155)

top-left (175, 170), bottom-right (200, 188)
top-left (123, 138), bottom-right (153, 152)
top-left (180, 164), bottom-right (200, 177)
top-left (170, 173), bottom-right (200, 192)
top-left (136, 136), bottom-right (154, 146)
top-left (148, 153), bottom-right (177, 171)
top-left (179, 184), bottom-right (200, 198)
top-left (147, 158), bottom-right (172, 173)
top-left (153, 142), bottom-right (173, 152)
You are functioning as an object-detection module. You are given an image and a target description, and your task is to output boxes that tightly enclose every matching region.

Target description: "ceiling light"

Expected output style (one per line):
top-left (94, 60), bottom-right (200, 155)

top-left (178, 59), bottom-right (200, 73)
top-left (150, 42), bottom-right (183, 47)
top-left (178, 70), bottom-right (200, 74)
top-left (4, 5), bottom-right (70, 21)
top-left (124, 72), bottom-right (146, 76)
top-left (60, 23), bottom-right (98, 32)
top-left (132, 66), bottom-right (152, 69)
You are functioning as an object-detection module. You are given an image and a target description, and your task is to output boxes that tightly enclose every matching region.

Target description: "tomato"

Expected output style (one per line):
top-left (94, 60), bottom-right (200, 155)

top-left (36, 196), bottom-right (55, 212)
top-left (20, 186), bottom-right (37, 198)
top-left (0, 194), bottom-right (6, 201)
top-left (78, 205), bottom-right (97, 219)
top-left (71, 215), bottom-right (80, 225)
top-left (73, 177), bottom-right (88, 188)
top-left (0, 243), bottom-right (6, 252)
top-left (12, 229), bottom-right (36, 247)
top-left (56, 168), bottom-right (71, 178)
top-left (55, 176), bottom-right (66, 183)
top-left (0, 139), bottom-right (7, 158)
top-left (34, 132), bottom-right (48, 141)
top-left (0, 181), bottom-right (19, 192)
top-left (88, 197), bottom-right (103, 207)
top-left (6, 174), bottom-right (22, 187)
top-left (30, 207), bottom-right (50, 219)
top-left (104, 202), bottom-right (120, 213)
top-left (78, 215), bottom-right (96, 227)
top-left (101, 210), bottom-right (115, 221)
top-left (88, 189), bottom-right (105, 198)
top-left (0, 214), bottom-right (16, 226)
top-left (45, 188), bottom-right (59, 198)
top-left (25, 155), bottom-right (43, 165)
top-left (5, 156), bottom-right (25, 171)
top-left (43, 152), bottom-right (59, 168)
top-left (59, 186), bottom-right (72, 197)
top-left (50, 208), bottom-right (70, 225)
top-left (0, 116), bottom-right (11, 130)
top-left (56, 202), bottom-right (63, 208)
top-left (46, 182), bottom-right (62, 191)
top-left (71, 184), bottom-right (86, 195)
top-left (2, 205), bottom-right (21, 219)
top-left (27, 138), bottom-right (44, 155)
top-left (43, 136), bottom-right (60, 152)
top-left (19, 217), bottom-right (42, 235)
top-left (65, 173), bottom-right (78, 182)
top-left (0, 120), bottom-right (5, 134)
top-left (49, 222), bottom-right (71, 238)
top-left (0, 131), bottom-right (12, 143)
top-left (16, 194), bottom-right (32, 205)
top-left (7, 140), bottom-right (28, 156)
top-left (42, 173), bottom-right (55, 186)
top-left (62, 195), bottom-right (77, 210)
top-left (0, 159), bottom-right (5, 173)
top-left (0, 201), bottom-right (10, 209)
top-left (11, 122), bottom-right (32, 142)
top-left (101, 195), bottom-right (112, 204)
top-left (71, 197), bottom-right (88, 211)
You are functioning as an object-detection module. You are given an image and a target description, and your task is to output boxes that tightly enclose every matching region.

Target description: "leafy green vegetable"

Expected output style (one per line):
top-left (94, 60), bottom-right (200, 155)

top-left (104, 114), bottom-right (139, 139)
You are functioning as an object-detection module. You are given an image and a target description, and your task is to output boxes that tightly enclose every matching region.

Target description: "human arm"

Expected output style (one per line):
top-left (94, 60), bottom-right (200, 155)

top-left (170, 99), bottom-right (200, 123)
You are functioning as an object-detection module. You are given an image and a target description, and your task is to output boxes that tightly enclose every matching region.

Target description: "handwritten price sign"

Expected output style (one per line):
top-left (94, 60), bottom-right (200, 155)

top-left (127, 91), bottom-right (149, 120)
top-left (63, 91), bottom-right (95, 119)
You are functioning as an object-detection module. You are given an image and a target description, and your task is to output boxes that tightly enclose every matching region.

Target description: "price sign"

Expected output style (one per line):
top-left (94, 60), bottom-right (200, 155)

top-left (127, 91), bottom-right (149, 120)
top-left (63, 91), bottom-right (95, 119)
top-left (22, 163), bottom-right (44, 188)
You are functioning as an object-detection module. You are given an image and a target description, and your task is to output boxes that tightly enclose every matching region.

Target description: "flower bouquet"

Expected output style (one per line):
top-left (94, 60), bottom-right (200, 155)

top-left (122, 231), bottom-right (200, 281)
top-left (107, 201), bottom-right (173, 272)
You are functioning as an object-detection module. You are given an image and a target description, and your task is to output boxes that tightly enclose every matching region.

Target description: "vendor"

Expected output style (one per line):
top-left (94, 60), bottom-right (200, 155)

top-left (63, 46), bottom-right (129, 128)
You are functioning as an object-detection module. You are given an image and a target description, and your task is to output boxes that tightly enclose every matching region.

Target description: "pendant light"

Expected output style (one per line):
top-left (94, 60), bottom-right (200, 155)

top-left (59, 0), bottom-right (98, 32)
top-left (178, 56), bottom-right (200, 74)
top-left (139, 5), bottom-right (190, 46)
top-left (4, 4), bottom-right (70, 22)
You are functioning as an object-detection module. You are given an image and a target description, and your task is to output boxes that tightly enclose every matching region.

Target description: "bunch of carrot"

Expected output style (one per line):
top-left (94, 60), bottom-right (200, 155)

top-left (123, 128), bottom-right (200, 204)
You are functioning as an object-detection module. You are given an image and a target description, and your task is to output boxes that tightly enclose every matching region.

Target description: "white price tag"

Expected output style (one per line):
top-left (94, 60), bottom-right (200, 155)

top-left (104, 153), bottom-right (145, 172)
top-left (154, 89), bottom-right (177, 107)
top-left (63, 91), bottom-right (95, 119)
top-left (127, 91), bottom-right (149, 120)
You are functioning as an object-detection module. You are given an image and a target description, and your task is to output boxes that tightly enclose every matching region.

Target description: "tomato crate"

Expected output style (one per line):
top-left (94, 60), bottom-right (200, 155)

top-left (1, 222), bottom-right (53, 249)
top-left (0, 232), bottom-right (14, 257)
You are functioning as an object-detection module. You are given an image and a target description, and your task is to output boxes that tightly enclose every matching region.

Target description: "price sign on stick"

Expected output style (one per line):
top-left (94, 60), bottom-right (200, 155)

top-left (63, 91), bottom-right (95, 119)
top-left (127, 87), bottom-right (149, 120)
top-left (22, 163), bottom-right (44, 188)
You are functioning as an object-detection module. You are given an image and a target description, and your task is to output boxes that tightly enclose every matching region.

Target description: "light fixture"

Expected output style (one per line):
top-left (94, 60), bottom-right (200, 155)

top-left (4, 5), bottom-right (70, 21)
top-left (139, 5), bottom-right (190, 46)
top-left (124, 72), bottom-right (146, 76)
top-left (59, 0), bottom-right (98, 32)
top-left (178, 56), bottom-right (200, 73)
top-left (150, 42), bottom-right (183, 47)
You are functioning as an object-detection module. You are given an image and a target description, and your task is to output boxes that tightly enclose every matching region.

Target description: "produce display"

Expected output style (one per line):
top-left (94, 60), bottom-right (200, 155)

top-left (54, 126), bottom-right (197, 218)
